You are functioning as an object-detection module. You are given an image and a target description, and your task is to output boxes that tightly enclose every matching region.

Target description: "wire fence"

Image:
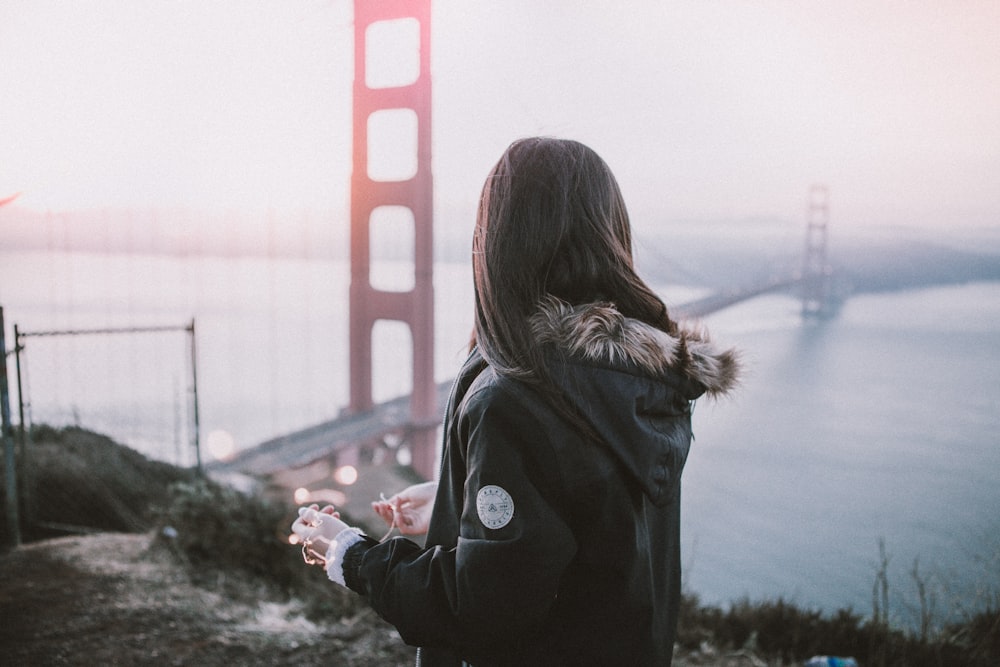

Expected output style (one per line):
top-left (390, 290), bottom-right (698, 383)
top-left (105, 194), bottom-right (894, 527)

top-left (12, 322), bottom-right (201, 469)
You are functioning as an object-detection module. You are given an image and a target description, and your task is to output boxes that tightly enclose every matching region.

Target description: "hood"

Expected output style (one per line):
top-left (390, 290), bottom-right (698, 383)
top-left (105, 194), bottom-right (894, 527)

top-left (529, 297), bottom-right (741, 505)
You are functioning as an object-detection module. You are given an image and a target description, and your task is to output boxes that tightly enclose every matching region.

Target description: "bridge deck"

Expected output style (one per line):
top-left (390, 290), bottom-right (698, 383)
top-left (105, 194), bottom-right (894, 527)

top-left (208, 380), bottom-right (453, 477)
top-left (671, 275), bottom-right (799, 319)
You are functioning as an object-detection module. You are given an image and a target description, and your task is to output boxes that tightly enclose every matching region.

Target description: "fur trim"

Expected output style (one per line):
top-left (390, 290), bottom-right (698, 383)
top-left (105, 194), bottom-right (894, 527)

top-left (323, 527), bottom-right (365, 587)
top-left (529, 296), bottom-right (740, 396)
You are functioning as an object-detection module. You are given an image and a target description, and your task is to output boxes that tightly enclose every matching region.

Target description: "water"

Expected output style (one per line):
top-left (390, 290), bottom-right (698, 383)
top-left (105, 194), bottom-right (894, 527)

top-left (683, 283), bottom-right (1000, 627)
top-left (2, 249), bottom-right (998, 627)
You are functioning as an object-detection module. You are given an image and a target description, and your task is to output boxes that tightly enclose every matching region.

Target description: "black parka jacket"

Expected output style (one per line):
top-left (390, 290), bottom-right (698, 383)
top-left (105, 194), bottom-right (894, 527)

top-left (339, 298), bottom-right (740, 666)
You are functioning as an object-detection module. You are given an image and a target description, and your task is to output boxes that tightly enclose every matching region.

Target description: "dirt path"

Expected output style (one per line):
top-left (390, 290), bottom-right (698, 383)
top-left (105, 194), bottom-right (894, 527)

top-left (0, 532), bottom-right (772, 666)
top-left (0, 532), bottom-right (415, 666)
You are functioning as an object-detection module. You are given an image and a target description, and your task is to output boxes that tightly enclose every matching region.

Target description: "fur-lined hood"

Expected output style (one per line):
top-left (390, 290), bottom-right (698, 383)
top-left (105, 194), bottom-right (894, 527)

top-left (521, 297), bottom-right (740, 506)
top-left (529, 296), bottom-right (740, 398)
top-left (530, 297), bottom-right (740, 507)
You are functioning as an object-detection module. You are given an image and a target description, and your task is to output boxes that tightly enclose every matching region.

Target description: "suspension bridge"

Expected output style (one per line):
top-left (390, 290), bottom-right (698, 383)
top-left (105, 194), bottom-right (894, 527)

top-left (209, 0), bottom-right (834, 489)
top-left (0, 0), bottom-right (834, 507)
top-left (209, 229), bottom-right (832, 488)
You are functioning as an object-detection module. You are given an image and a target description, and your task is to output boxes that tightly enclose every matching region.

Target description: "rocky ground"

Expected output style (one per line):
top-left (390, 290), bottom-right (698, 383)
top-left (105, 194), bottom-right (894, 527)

top-left (0, 426), bottom-right (787, 666)
top-left (0, 531), bottom-right (775, 666)
top-left (0, 532), bottom-right (415, 666)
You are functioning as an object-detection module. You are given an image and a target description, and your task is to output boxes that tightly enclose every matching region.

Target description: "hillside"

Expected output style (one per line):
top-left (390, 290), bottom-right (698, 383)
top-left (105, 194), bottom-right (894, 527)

top-left (0, 532), bottom-right (413, 666)
top-left (1, 426), bottom-right (996, 666)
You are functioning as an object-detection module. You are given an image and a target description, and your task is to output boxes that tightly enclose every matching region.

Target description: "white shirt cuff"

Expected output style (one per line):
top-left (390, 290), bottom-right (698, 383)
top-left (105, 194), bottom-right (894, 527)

top-left (324, 527), bottom-right (365, 586)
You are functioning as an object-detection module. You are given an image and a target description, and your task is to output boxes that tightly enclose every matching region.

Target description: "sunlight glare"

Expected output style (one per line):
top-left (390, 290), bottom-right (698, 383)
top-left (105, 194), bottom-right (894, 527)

top-left (333, 465), bottom-right (359, 486)
top-left (396, 446), bottom-right (412, 467)
top-left (206, 429), bottom-right (236, 461)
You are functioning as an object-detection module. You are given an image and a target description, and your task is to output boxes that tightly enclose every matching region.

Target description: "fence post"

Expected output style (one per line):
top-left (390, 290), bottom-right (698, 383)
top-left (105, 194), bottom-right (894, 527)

top-left (189, 319), bottom-right (202, 475)
top-left (1, 307), bottom-right (21, 548)
top-left (12, 323), bottom-right (33, 535)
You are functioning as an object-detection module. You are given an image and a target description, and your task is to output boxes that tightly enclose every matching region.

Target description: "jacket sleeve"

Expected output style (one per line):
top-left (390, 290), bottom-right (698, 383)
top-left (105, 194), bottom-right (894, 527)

top-left (344, 383), bottom-right (578, 659)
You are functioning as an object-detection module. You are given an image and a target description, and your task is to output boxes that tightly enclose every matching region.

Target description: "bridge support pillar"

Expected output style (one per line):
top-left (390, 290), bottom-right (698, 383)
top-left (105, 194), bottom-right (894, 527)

top-left (348, 0), bottom-right (438, 480)
top-left (801, 184), bottom-right (832, 319)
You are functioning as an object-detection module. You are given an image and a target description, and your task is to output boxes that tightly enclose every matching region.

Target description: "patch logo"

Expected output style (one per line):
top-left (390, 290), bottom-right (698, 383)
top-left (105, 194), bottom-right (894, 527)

top-left (476, 485), bottom-right (515, 530)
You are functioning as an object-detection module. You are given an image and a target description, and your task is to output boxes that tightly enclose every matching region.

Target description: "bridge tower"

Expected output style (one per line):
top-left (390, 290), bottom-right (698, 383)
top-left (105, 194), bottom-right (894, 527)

top-left (348, 0), bottom-right (437, 479)
top-left (801, 184), bottom-right (831, 319)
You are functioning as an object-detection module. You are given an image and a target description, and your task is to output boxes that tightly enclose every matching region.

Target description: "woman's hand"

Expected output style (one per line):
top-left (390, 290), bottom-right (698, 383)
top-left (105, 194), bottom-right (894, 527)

top-left (371, 481), bottom-right (438, 536)
top-left (291, 504), bottom-right (350, 565)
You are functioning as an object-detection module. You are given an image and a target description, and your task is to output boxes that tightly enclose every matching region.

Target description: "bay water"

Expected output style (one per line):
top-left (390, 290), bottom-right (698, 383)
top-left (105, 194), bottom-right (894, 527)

top-left (684, 283), bottom-right (1000, 627)
top-left (1, 249), bottom-right (997, 627)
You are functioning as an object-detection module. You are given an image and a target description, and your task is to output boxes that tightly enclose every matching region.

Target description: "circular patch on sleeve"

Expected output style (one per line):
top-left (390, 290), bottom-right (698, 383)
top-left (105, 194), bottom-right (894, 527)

top-left (476, 485), bottom-right (515, 530)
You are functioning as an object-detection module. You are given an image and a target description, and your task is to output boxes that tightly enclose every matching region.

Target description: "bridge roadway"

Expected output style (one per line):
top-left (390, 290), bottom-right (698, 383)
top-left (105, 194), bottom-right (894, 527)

top-left (207, 380), bottom-right (453, 478)
top-left (671, 274), bottom-right (801, 319)
top-left (210, 275), bottom-right (801, 480)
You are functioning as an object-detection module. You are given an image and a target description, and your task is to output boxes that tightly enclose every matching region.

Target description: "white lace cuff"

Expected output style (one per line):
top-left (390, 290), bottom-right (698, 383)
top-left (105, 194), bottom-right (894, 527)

top-left (324, 527), bottom-right (365, 586)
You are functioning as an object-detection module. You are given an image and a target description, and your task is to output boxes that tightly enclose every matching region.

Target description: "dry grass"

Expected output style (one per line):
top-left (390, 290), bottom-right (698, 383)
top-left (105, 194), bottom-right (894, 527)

top-left (2, 426), bottom-right (996, 666)
top-left (0, 531), bottom-right (415, 666)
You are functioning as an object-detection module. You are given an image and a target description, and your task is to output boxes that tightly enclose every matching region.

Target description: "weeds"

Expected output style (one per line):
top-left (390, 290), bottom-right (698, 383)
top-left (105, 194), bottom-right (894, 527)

top-left (677, 593), bottom-right (998, 666)
top-left (154, 476), bottom-right (365, 620)
top-left (7, 426), bottom-right (999, 664)
top-left (910, 557), bottom-right (937, 643)
top-left (675, 536), bottom-right (999, 666)
top-left (871, 537), bottom-right (891, 667)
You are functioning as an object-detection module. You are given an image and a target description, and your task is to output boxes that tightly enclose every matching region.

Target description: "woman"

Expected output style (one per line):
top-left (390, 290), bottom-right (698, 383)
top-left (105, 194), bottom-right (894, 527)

top-left (292, 137), bottom-right (740, 666)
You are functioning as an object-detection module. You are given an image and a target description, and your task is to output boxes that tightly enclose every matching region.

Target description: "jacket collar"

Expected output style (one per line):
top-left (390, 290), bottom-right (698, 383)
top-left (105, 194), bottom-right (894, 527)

top-left (529, 296), bottom-right (740, 398)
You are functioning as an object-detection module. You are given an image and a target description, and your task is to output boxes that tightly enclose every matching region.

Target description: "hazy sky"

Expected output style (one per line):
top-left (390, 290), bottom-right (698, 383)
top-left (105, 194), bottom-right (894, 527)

top-left (1, 0), bottom-right (999, 231)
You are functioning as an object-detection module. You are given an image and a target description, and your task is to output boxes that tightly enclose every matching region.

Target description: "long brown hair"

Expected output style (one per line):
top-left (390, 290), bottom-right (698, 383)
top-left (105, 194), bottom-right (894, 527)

top-left (471, 137), bottom-right (677, 383)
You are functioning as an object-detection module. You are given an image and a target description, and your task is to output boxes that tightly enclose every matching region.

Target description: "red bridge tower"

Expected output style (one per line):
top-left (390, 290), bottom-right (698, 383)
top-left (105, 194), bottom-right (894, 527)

top-left (348, 0), bottom-right (437, 479)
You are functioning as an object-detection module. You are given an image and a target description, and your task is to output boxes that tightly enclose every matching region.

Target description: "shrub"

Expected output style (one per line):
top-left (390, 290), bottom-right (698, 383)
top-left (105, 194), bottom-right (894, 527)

top-left (945, 606), bottom-right (1000, 666)
top-left (155, 476), bottom-right (363, 619)
top-left (17, 425), bottom-right (196, 541)
top-left (677, 594), bottom-right (995, 666)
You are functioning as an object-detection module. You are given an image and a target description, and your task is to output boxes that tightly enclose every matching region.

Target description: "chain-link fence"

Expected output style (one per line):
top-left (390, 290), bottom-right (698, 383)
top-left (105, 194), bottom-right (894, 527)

top-left (12, 322), bottom-right (200, 469)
